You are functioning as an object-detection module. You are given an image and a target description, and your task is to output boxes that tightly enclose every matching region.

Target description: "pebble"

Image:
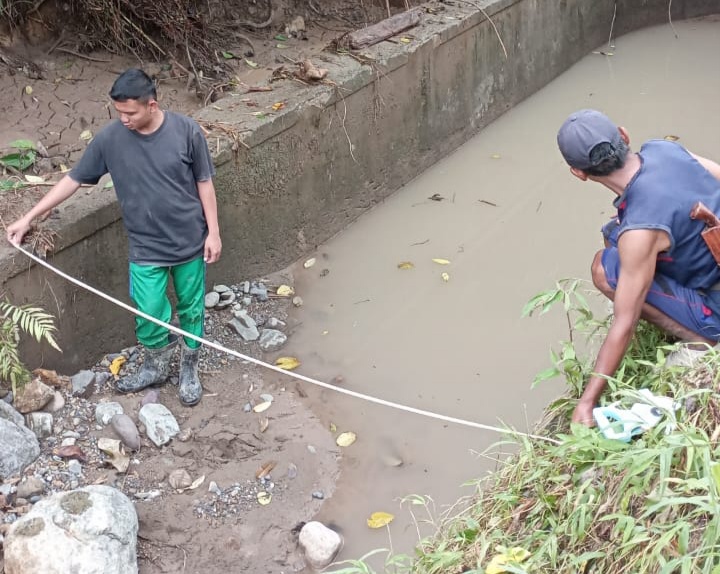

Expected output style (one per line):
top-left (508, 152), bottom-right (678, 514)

top-left (312, 491), bottom-right (325, 500)
top-left (266, 317), bottom-right (287, 329)
top-left (62, 431), bottom-right (80, 439)
top-left (249, 285), bottom-right (268, 301)
top-left (29, 495), bottom-right (41, 504)
top-left (208, 481), bottom-right (222, 496)
top-left (43, 391), bottom-right (65, 413)
top-left (243, 403), bottom-right (252, 413)
top-left (26, 412), bottom-right (54, 439)
top-left (135, 490), bottom-right (161, 501)
top-left (259, 329), bottom-right (287, 351)
top-left (16, 476), bottom-right (44, 499)
top-left (292, 296), bottom-right (304, 307)
top-left (213, 284), bottom-right (231, 293)
top-left (71, 370), bottom-right (97, 398)
top-left (241, 281), bottom-right (250, 294)
top-left (287, 463), bottom-right (298, 479)
top-left (242, 296), bottom-right (252, 306)
top-left (2, 391), bottom-right (13, 404)
top-left (61, 438), bottom-right (76, 447)
top-left (260, 394), bottom-right (274, 403)
top-left (141, 389), bottom-right (160, 406)
top-left (68, 459), bottom-right (82, 475)
top-left (204, 292), bottom-right (220, 308)
top-left (110, 414), bottom-right (142, 450)
top-left (95, 402), bottom-right (124, 425)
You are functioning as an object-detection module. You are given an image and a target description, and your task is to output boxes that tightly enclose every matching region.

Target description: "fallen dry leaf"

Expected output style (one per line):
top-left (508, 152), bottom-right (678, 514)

top-left (97, 438), bottom-right (129, 473)
top-left (397, 261), bottom-right (414, 270)
top-left (259, 417), bottom-right (269, 433)
top-left (109, 356), bottom-right (126, 376)
top-left (79, 130), bottom-right (93, 141)
top-left (441, 272), bottom-right (450, 282)
top-left (253, 401), bottom-right (272, 413)
top-left (168, 469), bottom-right (192, 491)
top-left (664, 135), bottom-right (680, 141)
top-left (432, 258), bottom-right (451, 265)
top-left (276, 285), bottom-right (294, 297)
top-left (24, 175), bottom-right (44, 184)
top-left (257, 491), bottom-right (272, 505)
top-left (53, 445), bottom-right (87, 462)
top-left (271, 102), bottom-right (285, 111)
top-left (32, 368), bottom-right (64, 387)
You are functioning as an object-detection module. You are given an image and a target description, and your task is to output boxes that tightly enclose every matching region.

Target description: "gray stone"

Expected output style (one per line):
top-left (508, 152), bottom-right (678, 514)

top-left (204, 291), bottom-right (220, 308)
top-left (138, 403), bottom-right (180, 447)
top-left (4, 485), bottom-right (139, 574)
top-left (241, 281), bottom-right (250, 294)
top-left (0, 417), bottom-right (40, 480)
top-left (216, 291), bottom-right (236, 308)
top-left (227, 310), bottom-right (259, 341)
top-left (110, 414), bottom-right (141, 451)
top-left (213, 284), bottom-right (231, 293)
top-left (242, 296), bottom-right (252, 306)
top-left (0, 400), bottom-right (25, 427)
top-left (267, 317), bottom-right (287, 329)
top-left (141, 389), bottom-right (160, 406)
top-left (299, 521), bottom-right (343, 571)
top-left (259, 329), bottom-right (288, 352)
top-left (16, 477), bottom-right (45, 499)
top-left (42, 391), bottom-right (65, 413)
top-left (71, 370), bottom-right (97, 398)
top-left (3, 390), bottom-right (13, 404)
top-left (95, 402), bottom-right (124, 426)
top-left (26, 412), bottom-right (53, 439)
top-left (68, 460), bottom-right (82, 475)
top-left (311, 490), bottom-right (324, 500)
top-left (14, 380), bottom-right (54, 414)
top-left (250, 285), bottom-right (269, 301)
top-left (61, 437), bottom-right (76, 447)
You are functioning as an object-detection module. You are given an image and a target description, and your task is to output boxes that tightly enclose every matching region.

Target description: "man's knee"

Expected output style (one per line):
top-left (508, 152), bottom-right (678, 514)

top-left (591, 250), bottom-right (613, 297)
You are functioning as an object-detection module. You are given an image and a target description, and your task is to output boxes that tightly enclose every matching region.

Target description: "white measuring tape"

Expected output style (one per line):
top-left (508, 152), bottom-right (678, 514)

top-left (13, 245), bottom-right (560, 445)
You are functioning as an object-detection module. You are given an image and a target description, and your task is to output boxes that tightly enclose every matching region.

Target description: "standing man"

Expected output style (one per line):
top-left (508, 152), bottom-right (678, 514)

top-left (6, 68), bottom-right (221, 406)
top-left (557, 109), bottom-right (720, 425)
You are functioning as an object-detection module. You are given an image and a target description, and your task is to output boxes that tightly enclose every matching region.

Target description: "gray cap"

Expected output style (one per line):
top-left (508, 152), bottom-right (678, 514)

top-left (557, 109), bottom-right (621, 170)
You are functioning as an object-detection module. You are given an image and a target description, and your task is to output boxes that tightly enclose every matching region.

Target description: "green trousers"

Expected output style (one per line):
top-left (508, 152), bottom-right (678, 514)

top-left (128, 257), bottom-right (205, 350)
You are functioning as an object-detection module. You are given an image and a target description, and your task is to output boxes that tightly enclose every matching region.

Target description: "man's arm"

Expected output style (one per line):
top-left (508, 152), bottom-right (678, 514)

top-left (6, 175), bottom-right (82, 246)
top-left (197, 179), bottom-right (222, 264)
top-left (690, 152), bottom-right (720, 182)
top-left (573, 229), bottom-right (669, 424)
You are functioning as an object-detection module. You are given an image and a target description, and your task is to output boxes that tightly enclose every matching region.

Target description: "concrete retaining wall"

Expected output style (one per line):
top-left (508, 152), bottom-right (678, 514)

top-left (2, 0), bottom-right (717, 370)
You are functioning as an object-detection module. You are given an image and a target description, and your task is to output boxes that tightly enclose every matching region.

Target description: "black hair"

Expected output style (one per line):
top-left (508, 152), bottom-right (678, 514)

top-left (584, 139), bottom-right (629, 177)
top-left (109, 68), bottom-right (157, 102)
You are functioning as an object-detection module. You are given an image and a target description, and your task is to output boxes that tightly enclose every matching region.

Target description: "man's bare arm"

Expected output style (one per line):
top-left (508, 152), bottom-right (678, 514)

top-left (573, 229), bottom-right (669, 424)
top-left (6, 175), bottom-right (82, 246)
top-left (691, 152), bottom-right (720, 182)
top-left (197, 179), bottom-right (222, 263)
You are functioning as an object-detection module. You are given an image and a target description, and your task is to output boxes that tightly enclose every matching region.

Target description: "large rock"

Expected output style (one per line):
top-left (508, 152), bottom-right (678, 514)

top-left (16, 476), bottom-right (45, 499)
top-left (25, 412), bottom-right (53, 439)
top-left (110, 414), bottom-right (141, 450)
top-left (299, 521), bottom-right (344, 570)
top-left (138, 403), bottom-right (179, 447)
top-left (13, 380), bottom-right (54, 414)
top-left (0, 400), bottom-right (25, 427)
top-left (4, 485), bottom-right (138, 574)
top-left (0, 417), bottom-right (40, 480)
top-left (71, 370), bottom-right (97, 398)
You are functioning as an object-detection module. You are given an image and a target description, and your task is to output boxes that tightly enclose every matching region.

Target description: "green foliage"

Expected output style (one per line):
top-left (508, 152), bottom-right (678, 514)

top-left (1, 139), bottom-right (37, 172)
top-left (0, 300), bottom-right (61, 390)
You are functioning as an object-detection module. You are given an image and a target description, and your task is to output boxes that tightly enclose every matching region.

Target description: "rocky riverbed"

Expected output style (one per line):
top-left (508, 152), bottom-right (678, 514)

top-left (0, 271), bottom-right (343, 573)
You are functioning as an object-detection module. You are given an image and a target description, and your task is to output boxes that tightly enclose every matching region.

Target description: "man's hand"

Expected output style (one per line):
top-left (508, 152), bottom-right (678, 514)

top-left (572, 400), bottom-right (596, 427)
top-left (204, 233), bottom-right (222, 264)
top-left (6, 217), bottom-right (32, 247)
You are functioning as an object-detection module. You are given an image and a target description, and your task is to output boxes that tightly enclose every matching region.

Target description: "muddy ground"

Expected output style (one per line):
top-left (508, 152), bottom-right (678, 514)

top-left (0, 2), bottom-right (404, 572)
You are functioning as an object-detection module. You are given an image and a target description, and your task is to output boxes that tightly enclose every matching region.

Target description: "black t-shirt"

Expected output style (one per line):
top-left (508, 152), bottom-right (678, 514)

top-left (70, 111), bottom-right (216, 265)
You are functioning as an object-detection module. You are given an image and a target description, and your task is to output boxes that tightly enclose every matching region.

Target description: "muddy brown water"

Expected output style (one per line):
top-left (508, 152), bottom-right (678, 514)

top-left (283, 17), bottom-right (720, 569)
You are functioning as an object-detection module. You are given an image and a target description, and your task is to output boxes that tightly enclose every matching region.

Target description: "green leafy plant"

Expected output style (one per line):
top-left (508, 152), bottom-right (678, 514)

top-left (1, 139), bottom-right (37, 172)
top-left (0, 300), bottom-right (61, 392)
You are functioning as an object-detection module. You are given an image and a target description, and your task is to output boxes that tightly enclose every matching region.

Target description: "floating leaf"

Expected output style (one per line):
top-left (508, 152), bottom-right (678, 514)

top-left (400, 37), bottom-right (411, 44)
top-left (276, 285), bottom-right (294, 296)
top-left (253, 401), bottom-right (272, 413)
top-left (257, 491), bottom-right (272, 505)
top-left (271, 102), bottom-right (285, 111)
top-left (79, 130), bottom-right (93, 141)
top-left (255, 461), bottom-right (277, 480)
top-left (432, 258), bottom-right (450, 265)
top-left (0, 180), bottom-right (23, 191)
top-left (276, 44), bottom-right (289, 49)
top-left (24, 175), bottom-right (44, 184)
top-left (336, 431), bottom-right (357, 447)
top-left (329, 422), bottom-right (337, 433)
top-left (304, 257), bottom-right (316, 268)
top-left (441, 272), bottom-right (450, 282)
top-left (274, 34), bottom-right (288, 41)
top-left (24, 85), bottom-right (33, 95)
top-left (367, 511), bottom-right (395, 528)
top-left (397, 261), bottom-right (414, 270)
top-left (97, 438), bottom-right (129, 472)
top-left (109, 356), bottom-right (126, 376)
top-left (664, 135), bottom-right (680, 141)
top-left (491, 154), bottom-right (501, 159)
top-left (222, 51), bottom-right (235, 59)
top-left (245, 59), bottom-right (259, 68)
top-left (60, 164), bottom-right (69, 173)
top-left (276, 356), bottom-right (300, 370)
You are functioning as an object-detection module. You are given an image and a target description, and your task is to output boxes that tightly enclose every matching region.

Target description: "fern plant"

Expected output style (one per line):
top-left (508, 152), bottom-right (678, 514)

top-left (0, 300), bottom-right (61, 391)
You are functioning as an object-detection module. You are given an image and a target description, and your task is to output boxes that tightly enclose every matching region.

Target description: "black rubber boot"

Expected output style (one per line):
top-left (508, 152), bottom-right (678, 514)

top-left (178, 341), bottom-right (202, 406)
top-left (116, 338), bottom-right (177, 393)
